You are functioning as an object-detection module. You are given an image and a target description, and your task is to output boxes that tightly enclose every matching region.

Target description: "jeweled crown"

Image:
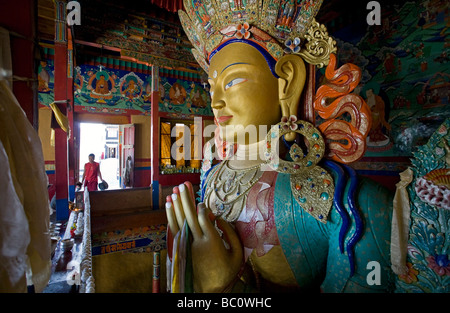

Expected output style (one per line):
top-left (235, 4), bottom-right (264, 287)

top-left (179, 0), bottom-right (337, 73)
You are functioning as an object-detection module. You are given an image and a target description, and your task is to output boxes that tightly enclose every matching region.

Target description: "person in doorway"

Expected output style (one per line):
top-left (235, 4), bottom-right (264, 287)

top-left (81, 153), bottom-right (103, 192)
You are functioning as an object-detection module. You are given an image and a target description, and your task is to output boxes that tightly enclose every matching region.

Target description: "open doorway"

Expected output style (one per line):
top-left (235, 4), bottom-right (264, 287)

top-left (79, 122), bottom-right (120, 190)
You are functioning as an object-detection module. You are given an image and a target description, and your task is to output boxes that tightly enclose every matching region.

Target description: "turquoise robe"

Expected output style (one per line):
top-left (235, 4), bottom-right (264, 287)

top-left (273, 162), bottom-right (394, 292)
top-left (200, 160), bottom-right (395, 292)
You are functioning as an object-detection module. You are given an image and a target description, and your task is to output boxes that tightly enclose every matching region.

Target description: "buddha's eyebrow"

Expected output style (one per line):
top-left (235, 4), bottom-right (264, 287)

top-left (208, 62), bottom-right (250, 80)
top-left (220, 62), bottom-right (249, 74)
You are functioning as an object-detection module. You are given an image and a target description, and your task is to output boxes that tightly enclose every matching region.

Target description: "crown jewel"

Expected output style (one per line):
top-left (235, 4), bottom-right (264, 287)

top-left (179, 0), bottom-right (336, 73)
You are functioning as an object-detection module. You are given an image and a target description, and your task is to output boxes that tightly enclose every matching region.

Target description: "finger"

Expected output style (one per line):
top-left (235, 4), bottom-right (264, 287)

top-left (179, 183), bottom-right (202, 239)
top-left (165, 200), bottom-right (179, 236)
top-left (197, 202), bottom-right (216, 237)
top-left (216, 218), bottom-right (243, 265)
top-left (171, 187), bottom-right (185, 229)
top-left (184, 181), bottom-right (196, 205)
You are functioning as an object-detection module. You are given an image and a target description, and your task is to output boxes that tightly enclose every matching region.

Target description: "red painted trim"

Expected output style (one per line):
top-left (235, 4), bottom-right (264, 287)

top-left (134, 171), bottom-right (151, 188)
top-left (73, 39), bottom-right (122, 53)
top-left (74, 105), bottom-right (148, 116)
top-left (158, 173), bottom-right (200, 186)
top-left (53, 42), bottom-right (69, 200)
top-left (158, 111), bottom-right (214, 119)
top-left (135, 158), bottom-right (152, 162)
top-left (360, 174), bottom-right (399, 193)
top-left (151, 68), bottom-right (160, 184)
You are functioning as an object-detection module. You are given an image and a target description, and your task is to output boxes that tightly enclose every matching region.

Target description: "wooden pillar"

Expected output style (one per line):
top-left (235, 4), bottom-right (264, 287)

top-left (0, 0), bottom-right (37, 128)
top-left (150, 65), bottom-right (160, 209)
top-left (67, 28), bottom-right (76, 202)
top-left (53, 0), bottom-right (69, 221)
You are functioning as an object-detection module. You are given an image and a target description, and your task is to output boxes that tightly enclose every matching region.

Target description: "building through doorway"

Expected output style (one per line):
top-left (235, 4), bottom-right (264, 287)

top-left (79, 122), bottom-right (120, 190)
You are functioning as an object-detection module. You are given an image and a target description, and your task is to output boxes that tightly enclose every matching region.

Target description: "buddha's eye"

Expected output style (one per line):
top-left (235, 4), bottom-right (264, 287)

top-left (224, 78), bottom-right (247, 91)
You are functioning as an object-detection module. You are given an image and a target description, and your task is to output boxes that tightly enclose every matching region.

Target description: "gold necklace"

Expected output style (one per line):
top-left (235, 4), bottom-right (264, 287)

top-left (206, 160), bottom-right (263, 222)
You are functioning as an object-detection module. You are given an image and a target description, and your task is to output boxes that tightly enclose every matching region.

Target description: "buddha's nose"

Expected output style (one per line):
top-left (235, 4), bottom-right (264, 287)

top-left (211, 99), bottom-right (225, 110)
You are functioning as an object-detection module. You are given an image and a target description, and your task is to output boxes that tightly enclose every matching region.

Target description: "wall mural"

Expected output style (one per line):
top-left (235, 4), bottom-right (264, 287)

top-left (37, 51), bottom-right (212, 117)
top-left (74, 65), bottom-right (152, 114)
top-left (91, 224), bottom-right (167, 256)
top-left (38, 58), bottom-right (55, 106)
top-left (326, 0), bottom-right (449, 159)
top-left (158, 75), bottom-right (212, 116)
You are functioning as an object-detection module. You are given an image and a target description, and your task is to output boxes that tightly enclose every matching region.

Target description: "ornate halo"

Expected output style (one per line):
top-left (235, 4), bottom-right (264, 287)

top-left (179, 0), bottom-right (336, 73)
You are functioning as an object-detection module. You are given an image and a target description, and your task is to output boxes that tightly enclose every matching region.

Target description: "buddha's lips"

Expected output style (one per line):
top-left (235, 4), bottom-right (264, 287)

top-left (215, 115), bottom-right (233, 125)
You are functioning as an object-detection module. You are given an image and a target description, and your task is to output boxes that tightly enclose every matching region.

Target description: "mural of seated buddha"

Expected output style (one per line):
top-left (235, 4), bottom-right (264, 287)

top-left (95, 75), bottom-right (110, 95)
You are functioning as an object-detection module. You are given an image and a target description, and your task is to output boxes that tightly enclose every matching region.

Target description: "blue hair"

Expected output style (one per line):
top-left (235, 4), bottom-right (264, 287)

top-left (323, 160), bottom-right (364, 277)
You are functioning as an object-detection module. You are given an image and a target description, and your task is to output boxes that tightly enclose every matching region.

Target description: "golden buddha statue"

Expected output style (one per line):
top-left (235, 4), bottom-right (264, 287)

top-left (165, 0), bottom-right (394, 293)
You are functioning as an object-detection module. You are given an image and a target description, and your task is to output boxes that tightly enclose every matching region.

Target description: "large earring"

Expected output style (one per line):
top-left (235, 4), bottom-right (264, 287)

top-left (263, 117), bottom-right (335, 223)
top-left (264, 117), bottom-right (325, 172)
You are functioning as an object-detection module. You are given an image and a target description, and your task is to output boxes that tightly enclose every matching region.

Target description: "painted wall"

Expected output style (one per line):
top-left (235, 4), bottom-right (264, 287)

top-left (158, 74), bottom-right (212, 116)
top-left (38, 107), bottom-right (56, 199)
top-left (38, 107), bottom-right (56, 161)
top-left (38, 49), bottom-right (211, 116)
top-left (37, 46), bottom-right (210, 192)
top-left (330, 0), bottom-right (449, 156)
top-left (131, 114), bottom-right (152, 187)
top-left (322, 0), bottom-right (450, 190)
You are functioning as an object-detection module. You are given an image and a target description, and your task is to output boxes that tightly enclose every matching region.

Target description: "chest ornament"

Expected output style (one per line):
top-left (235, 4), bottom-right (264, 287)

top-left (206, 160), bottom-right (263, 222)
top-left (205, 119), bottom-right (335, 224)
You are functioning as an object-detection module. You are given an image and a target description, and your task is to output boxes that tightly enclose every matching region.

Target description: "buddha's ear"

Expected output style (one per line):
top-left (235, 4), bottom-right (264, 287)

top-left (275, 54), bottom-right (306, 141)
top-left (275, 54), bottom-right (306, 117)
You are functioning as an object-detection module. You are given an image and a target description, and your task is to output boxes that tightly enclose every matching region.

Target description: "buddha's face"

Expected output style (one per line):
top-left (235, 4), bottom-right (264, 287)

top-left (208, 42), bottom-right (281, 145)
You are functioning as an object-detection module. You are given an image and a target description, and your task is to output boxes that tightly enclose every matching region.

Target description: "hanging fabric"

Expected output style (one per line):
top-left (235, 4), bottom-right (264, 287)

top-left (0, 80), bottom-right (51, 292)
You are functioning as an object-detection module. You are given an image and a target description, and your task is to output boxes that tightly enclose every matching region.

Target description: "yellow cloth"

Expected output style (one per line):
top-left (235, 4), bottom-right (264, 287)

top-left (390, 168), bottom-right (413, 275)
top-left (171, 233), bottom-right (181, 293)
top-left (49, 102), bottom-right (69, 134)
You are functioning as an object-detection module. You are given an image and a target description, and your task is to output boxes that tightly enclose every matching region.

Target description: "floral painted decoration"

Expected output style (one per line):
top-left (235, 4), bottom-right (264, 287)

top-left (395, 118), bottom-right (450, 293)
top-left (281, 115), bottom-right (298, 131)
top-left (427, 254), bottom-right (450, 276)
top-left (398, 262), bottom-right (419, 284)
top-left (284, 37), bottom-right (301, 53)
top-left (236, 23), bottom-right (251, 39)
